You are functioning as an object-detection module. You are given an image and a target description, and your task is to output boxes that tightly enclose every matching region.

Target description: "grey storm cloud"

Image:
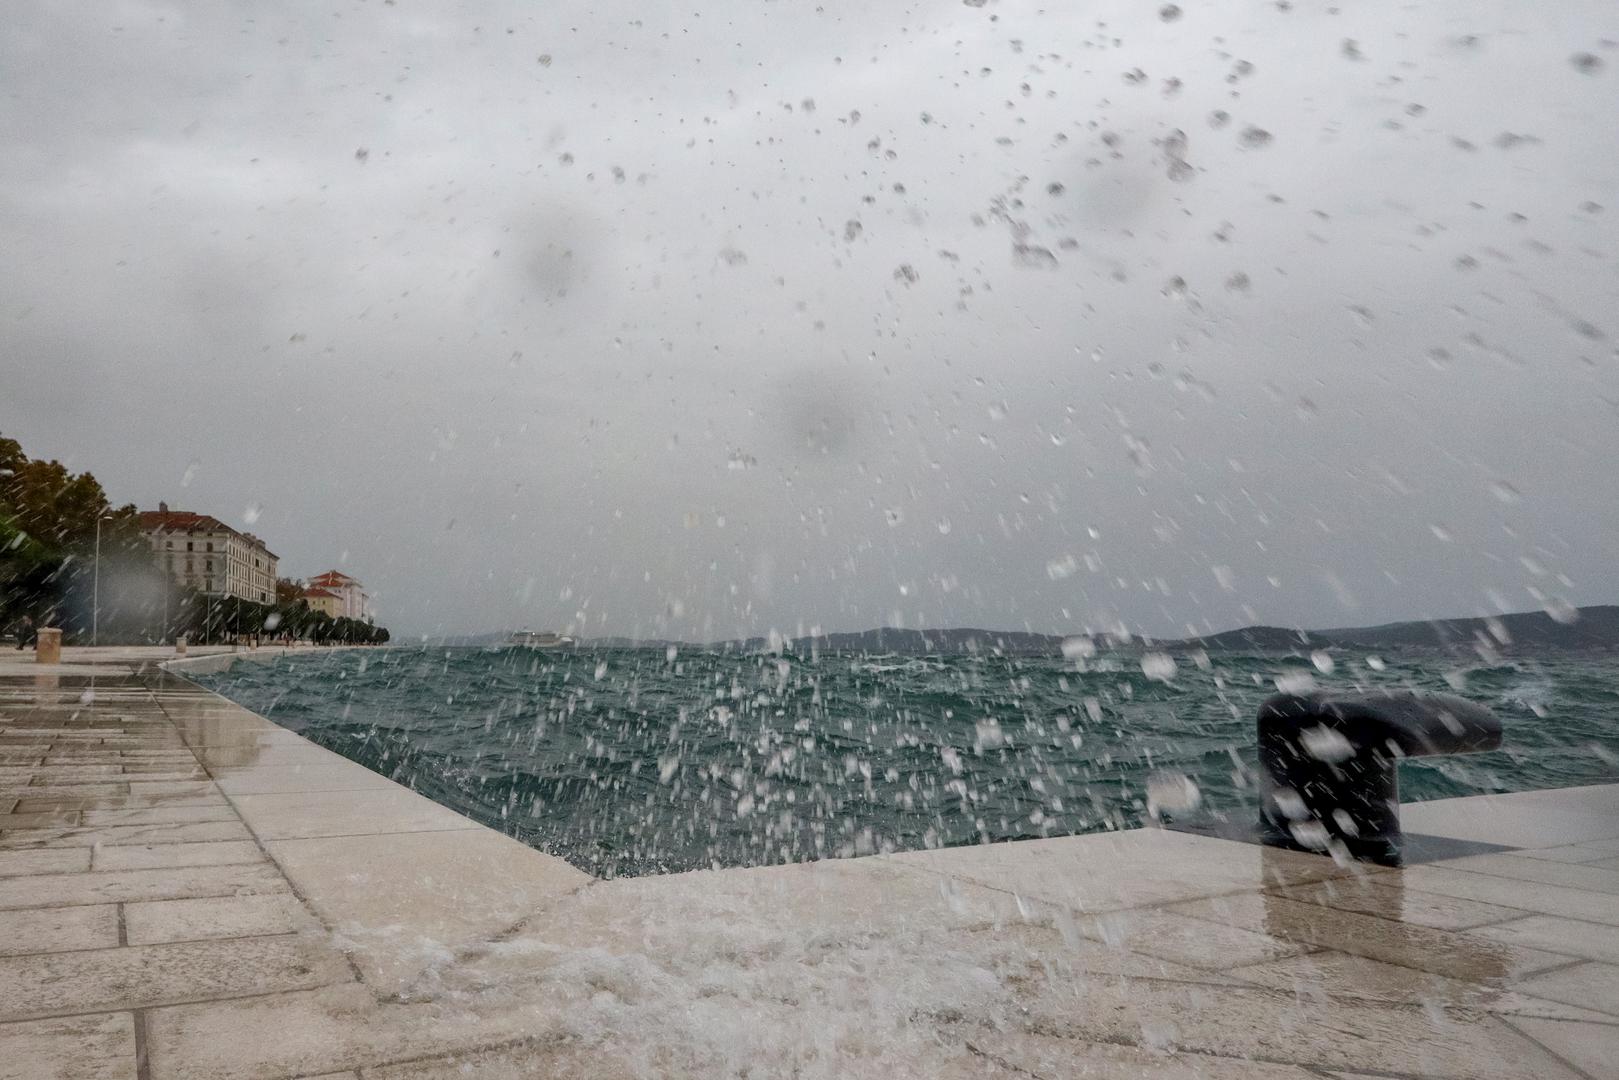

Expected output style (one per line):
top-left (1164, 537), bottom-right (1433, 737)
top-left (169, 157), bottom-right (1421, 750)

top-left (3, 0), bottom-right (1616, 640)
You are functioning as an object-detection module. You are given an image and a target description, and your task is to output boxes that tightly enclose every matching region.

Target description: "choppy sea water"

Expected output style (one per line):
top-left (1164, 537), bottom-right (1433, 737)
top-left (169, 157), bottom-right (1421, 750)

top-left (193, 646), bottom-right (1619, 877)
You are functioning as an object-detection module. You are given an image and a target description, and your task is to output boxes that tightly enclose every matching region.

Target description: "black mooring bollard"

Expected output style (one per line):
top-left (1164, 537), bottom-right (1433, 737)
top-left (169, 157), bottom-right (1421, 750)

top-left (1257, 690), bottom-right (1503, 865)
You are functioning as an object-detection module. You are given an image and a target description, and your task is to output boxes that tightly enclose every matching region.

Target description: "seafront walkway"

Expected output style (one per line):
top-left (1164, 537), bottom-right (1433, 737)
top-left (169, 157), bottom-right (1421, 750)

top-left (1, 649), bottom-right (1616, 1078)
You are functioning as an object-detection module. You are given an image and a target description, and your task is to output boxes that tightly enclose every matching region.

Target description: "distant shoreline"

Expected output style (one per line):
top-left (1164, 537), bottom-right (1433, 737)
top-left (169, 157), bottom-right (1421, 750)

top-left (432, 604), bottom-right (1619, 657)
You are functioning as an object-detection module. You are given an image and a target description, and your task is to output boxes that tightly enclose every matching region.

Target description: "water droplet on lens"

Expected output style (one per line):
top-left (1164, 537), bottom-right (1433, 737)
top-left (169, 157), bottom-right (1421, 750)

top-left (1140, 652), bottom-right (1177, 681)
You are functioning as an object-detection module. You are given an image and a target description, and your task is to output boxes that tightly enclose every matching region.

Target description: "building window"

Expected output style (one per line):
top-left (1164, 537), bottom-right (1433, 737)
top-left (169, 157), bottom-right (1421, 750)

top-left (186, 541), bottom-right (194, 552)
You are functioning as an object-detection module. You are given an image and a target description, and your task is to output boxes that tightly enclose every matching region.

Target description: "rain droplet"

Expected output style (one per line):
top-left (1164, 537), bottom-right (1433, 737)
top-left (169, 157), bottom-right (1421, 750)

top-left (1238, 126), bottom-right (1274, 149)
top-left (1146, 771), bottom-right (1201, 820)
top-left (1061, 636), bottom-right (1097, 660)
top-left (1274, 671), bottom-right (1317, 694)
top-left (1012, 244), bottom-right (1058, 269)
top-left (1300, 725), bottom-right (1355, 763)
top-left (1570, 52), bottom-right (1605, 75)
top-left (1140, 652), bottom-right (1177, 681)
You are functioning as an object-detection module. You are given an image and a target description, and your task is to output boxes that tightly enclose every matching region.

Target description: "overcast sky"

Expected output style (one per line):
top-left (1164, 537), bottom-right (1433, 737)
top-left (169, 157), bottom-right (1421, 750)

top-left (4, 0), bottom-right (1616, 641)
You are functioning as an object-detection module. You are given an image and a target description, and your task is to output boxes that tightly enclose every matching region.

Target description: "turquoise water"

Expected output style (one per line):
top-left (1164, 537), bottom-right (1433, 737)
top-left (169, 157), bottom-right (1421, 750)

top-left (194, 646), bottom-right (1619, 877)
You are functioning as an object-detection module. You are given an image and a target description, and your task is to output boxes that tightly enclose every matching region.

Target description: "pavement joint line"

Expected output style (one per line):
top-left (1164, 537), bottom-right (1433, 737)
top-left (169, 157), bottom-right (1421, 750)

top-left (0, 886), bottom-right (297, 913)
top-left (1166, 897), bottom-right (1612, 995)
top-left (2, 831), bottom-right (264, 849)
top-left (1217, 952), bottom-right (1619, 1026)
top-left (1498, 1013), bottom-right (1604, 1080)
top-left (1423, 859), bottom-right (1619, 896)
top-left (1267, 867), bottom-right (1619, 922)
top-left (1258, 888), bottom-right (1553, 931)
top-left (0, 968), bottom-right (362, 1026)
top-left (0, 929), bottom-right (304, 961)
top-left (133, 1008), bottom-right (152, 1080)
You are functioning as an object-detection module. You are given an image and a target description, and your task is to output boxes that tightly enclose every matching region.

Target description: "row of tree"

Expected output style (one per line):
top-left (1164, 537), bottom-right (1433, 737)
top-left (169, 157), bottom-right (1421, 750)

top-left (1, 432), bottom-right (388, 646)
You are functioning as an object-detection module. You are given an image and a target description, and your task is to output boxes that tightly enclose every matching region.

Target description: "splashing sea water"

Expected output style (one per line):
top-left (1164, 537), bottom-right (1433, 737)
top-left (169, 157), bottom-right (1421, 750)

top-left (194, 647), bottom-right (1619, 877)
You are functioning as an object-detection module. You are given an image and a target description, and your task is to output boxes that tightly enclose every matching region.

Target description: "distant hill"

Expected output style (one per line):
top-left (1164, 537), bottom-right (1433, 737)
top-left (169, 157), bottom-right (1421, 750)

top-left (722, 627), bottom-right (1063, 656)
top-left (1318, 605), bottom-right (1619, 652)
top-left (445, 606), bottom-right (1618, 656)
top-left (1173, 625), bottom-right (1327, 651)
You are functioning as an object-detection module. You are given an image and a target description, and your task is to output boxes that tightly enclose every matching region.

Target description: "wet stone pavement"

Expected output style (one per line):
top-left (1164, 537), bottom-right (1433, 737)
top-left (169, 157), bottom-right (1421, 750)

top-left (0, 649), bottom-right (1616, 1079)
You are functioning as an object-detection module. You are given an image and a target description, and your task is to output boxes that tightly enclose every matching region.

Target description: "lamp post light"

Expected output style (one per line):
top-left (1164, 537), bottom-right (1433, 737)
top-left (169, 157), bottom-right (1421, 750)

top-left (92, 513), bottom-right (113, 647)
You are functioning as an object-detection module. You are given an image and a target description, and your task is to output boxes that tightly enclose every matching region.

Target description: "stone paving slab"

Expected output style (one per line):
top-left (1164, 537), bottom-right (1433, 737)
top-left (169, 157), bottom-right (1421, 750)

top-left (0, 1012), bottom-right (136, 1080)
top-left (125, 893), bottom-right (318, 946)
top-left (0, 649), bottom-right (1615, 1080)
top-left (0, 903), bottom-right (121, 955)
top-left (0, 935), bottom-right (353, 1022)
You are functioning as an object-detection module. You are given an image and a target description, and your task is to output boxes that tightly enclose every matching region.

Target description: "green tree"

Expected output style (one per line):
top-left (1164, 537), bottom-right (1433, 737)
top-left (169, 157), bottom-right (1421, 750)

top-left (1, 433), bottom-right (151, 639)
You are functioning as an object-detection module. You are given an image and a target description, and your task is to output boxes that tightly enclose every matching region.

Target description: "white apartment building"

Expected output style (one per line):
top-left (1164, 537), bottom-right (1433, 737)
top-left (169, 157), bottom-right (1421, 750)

top-left (139, 503), bottom-right (279, 604)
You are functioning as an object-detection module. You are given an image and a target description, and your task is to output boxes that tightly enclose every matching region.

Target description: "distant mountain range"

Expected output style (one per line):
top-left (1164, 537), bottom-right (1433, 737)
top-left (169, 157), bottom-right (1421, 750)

top-left (447, 605), bottom-right (1618, 656)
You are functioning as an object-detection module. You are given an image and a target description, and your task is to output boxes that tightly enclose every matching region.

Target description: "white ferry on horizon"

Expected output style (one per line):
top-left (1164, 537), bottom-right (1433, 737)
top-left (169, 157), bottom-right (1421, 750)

top-left (506, 629), bottom-right (575, 649)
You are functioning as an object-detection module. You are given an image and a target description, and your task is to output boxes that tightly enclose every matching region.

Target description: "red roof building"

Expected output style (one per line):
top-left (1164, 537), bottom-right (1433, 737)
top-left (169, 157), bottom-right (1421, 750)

top-left (306, 569), bottom-right (373, 623)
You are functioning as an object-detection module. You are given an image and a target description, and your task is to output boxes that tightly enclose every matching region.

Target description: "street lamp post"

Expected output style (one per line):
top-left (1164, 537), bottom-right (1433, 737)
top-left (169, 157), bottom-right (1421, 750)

top-left (90, 512), bottom-right (126, 646)
top-left (92, 514), bottom-right (107, 646)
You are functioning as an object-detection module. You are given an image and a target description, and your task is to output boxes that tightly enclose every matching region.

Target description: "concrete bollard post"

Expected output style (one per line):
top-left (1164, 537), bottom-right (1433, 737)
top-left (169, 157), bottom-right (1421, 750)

top-left (175, 635), bottom-right (187, 656)
top-left (35, 627), bottom-right (62, 664)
